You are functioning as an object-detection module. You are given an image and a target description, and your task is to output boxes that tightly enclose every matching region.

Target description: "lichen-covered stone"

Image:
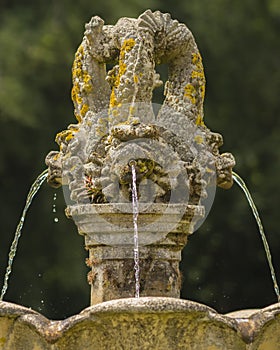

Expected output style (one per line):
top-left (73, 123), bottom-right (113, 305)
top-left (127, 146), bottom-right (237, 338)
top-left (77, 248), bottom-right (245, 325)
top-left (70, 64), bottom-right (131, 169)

top-left (1, 299), bottom-right (280, 349)
top-left (45, 10), bottom-right (236, 305)
top-left (45, 9), bottom-right (235, 206)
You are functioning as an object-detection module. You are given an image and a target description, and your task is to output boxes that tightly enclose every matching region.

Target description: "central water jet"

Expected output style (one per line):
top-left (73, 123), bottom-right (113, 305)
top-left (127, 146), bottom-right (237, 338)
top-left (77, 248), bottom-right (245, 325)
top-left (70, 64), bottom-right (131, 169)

top-left (130, 160), bottom-right (140, 298)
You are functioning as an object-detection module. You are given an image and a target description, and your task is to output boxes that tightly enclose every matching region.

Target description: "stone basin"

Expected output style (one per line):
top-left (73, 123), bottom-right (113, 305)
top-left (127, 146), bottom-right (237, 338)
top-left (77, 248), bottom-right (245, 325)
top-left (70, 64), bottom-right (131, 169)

top-left (1, 298), bottom-right (280, 349)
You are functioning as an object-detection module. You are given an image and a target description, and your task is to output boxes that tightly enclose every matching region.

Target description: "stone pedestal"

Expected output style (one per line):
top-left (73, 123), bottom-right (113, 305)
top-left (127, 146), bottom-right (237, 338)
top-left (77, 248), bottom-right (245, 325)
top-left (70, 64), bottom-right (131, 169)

top-left (66, 203), bottom-right (204, 305)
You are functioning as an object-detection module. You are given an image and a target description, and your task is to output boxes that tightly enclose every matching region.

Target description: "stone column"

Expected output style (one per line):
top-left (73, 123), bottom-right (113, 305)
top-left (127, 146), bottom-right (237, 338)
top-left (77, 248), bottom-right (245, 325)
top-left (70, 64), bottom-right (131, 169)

top-left (66, 203), bottom-right (204, 305)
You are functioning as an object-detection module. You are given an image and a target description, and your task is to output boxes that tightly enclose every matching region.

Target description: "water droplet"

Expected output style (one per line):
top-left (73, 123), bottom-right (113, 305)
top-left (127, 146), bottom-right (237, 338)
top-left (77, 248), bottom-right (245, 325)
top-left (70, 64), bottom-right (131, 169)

top-left (38, 273), bottom-right (42, 278)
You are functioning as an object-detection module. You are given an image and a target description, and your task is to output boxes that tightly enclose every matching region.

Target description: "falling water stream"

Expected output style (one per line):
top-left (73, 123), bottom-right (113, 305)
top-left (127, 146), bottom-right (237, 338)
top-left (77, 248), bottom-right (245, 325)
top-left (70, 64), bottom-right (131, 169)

top-left (232, 171), bottom-right (280, 302)
top-left (2, 165), bottom-right (278, 304)
top-left (0, 169), bottom-right (48, 301)
top-left (130, 161), bottom-right (140, 298)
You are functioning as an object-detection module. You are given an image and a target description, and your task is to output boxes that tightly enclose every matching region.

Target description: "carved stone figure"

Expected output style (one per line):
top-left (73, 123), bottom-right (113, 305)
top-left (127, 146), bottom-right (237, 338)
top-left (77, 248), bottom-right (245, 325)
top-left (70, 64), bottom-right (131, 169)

top-left (46, 9), bottom-right (235, 205)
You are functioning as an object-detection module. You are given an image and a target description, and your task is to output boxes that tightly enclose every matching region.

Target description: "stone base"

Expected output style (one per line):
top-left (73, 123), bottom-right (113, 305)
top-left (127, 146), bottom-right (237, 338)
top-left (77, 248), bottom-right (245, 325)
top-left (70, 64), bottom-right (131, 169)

top-left (1, 298), bottom-right (280, 349)
top-left (66, 203), bottom-right (205, 304)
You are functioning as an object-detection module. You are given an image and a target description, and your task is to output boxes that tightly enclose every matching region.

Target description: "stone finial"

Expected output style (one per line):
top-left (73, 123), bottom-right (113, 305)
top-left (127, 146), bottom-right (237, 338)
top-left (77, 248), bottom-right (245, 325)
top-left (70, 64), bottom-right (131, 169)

top-left (45, 10), bottom-right (235, 205)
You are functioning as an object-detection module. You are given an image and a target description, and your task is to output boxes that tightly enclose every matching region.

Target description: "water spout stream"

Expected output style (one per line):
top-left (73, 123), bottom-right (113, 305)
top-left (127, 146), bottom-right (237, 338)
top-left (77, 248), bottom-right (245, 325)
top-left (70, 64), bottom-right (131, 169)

top-left (1, 169), bottom-right (48, 301)
top-left (232, 171), bottom-right (280, 302)
top-left (130, 162), bottom-right (140, 298)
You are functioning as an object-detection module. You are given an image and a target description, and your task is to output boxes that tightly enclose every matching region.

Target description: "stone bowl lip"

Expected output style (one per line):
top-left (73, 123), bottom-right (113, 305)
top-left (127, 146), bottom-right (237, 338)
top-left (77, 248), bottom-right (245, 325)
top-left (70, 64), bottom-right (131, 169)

top-left (80, 297), bottom-right (280, 325)
top-left (80, 296), bottom-right (218, 316)
top-left (1, 297), bottom-right (279, 322)
top-left (1, 298), bottom-right (280, 344)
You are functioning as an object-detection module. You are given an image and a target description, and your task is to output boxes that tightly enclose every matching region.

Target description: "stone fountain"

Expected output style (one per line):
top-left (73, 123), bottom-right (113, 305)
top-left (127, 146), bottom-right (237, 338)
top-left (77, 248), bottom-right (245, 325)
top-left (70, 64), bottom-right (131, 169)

top-left (1, 10), bottom-right (280, 349)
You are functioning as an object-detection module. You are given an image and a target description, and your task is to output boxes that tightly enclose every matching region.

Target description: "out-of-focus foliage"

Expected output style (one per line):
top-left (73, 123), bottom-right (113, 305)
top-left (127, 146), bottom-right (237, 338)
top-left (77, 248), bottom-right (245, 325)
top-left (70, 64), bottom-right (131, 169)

top-left (0, 0), bottom-right (279, 318)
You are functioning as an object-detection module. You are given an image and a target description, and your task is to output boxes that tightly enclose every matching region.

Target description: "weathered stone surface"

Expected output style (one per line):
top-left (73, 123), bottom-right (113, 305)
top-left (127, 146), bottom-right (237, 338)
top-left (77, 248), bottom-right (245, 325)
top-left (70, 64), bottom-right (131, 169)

top-left (65, 203), bottom-right (204, 304)
top-left (44, 9), bottom-right (235, 306)
top-left (226, 304), bottom-right (280, 349)
top-left (66, 203), bottom-right (204, 304)
top-left (65, 203), bottom-right (204, 246)
top-left (1, 299), bottom-right (280, 349)
top-left (45, 9), bottom-right (235, 207)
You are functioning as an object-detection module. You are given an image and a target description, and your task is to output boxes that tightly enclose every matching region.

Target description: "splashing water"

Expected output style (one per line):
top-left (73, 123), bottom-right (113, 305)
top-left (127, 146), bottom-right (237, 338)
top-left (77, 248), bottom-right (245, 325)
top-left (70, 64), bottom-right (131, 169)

top-left (52, 192), bottom-right (59, 223)
top-left (130, 161), bottom-right (140, 298)
top-left (232, 171), bottom-right (280, 302)
top-left (52, 192), bottom-right (57, 213)
top-left (0, 169), bottom-right (48, 301)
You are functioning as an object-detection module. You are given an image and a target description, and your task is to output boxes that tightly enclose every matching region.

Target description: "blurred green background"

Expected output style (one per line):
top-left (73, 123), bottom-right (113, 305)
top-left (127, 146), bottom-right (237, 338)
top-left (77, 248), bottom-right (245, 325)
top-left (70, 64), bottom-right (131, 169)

top-left (0, 0), bottom-right (279, 319)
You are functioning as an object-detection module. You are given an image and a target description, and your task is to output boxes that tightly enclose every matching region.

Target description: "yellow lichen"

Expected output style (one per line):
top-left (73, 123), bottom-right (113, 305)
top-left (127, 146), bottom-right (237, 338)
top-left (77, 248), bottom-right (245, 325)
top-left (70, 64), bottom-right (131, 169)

top-left (123, 38), bottom-right (136, 51)
top-left (83, 83), bottom-right (93, 93)
top-left (83, 74), bottom-right (91, 83)
top-left (194, 135), bottom-right (204, 144)
top-left (191, 70), bottom-right (204, 80)
top-left (71, 43), bottom-right (94, 121)
top-left (75, 113), bottom-right (82, 123)
top-left (191, 53), bottom-right (205, 80)
top-left (200, 84), bottom-right (205, 100)
top-left (82, 73), bottom-right (93, 93)
top-left (109, 38), bottom-right (135, 108)
top-left (66, 133), bottom-right (75, 142)
top-left (73, 67), bottom-right (82, 78)
top-left (192, 52), bottom-right (203, 70)
top-left (71, 84), bottom-right (83, 105)
top-left (184, 52), bottom-right (206, 107)
top-left (72, 45), bottom-right (84, 80)
top-left (109, 89), bottom-right (118, 108)
top-left (195, 114), bottom-right (205, 127)
top-left (53, 153), bottom-right (60, 161)
top-left (80, 104), bottom-right (89, 117)
top-left (111, 60), bottom-right (126, 91)
top-left (55, 129), bottom-right (76, 146)
top-left (184, 83), bottom-right (196, 104)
